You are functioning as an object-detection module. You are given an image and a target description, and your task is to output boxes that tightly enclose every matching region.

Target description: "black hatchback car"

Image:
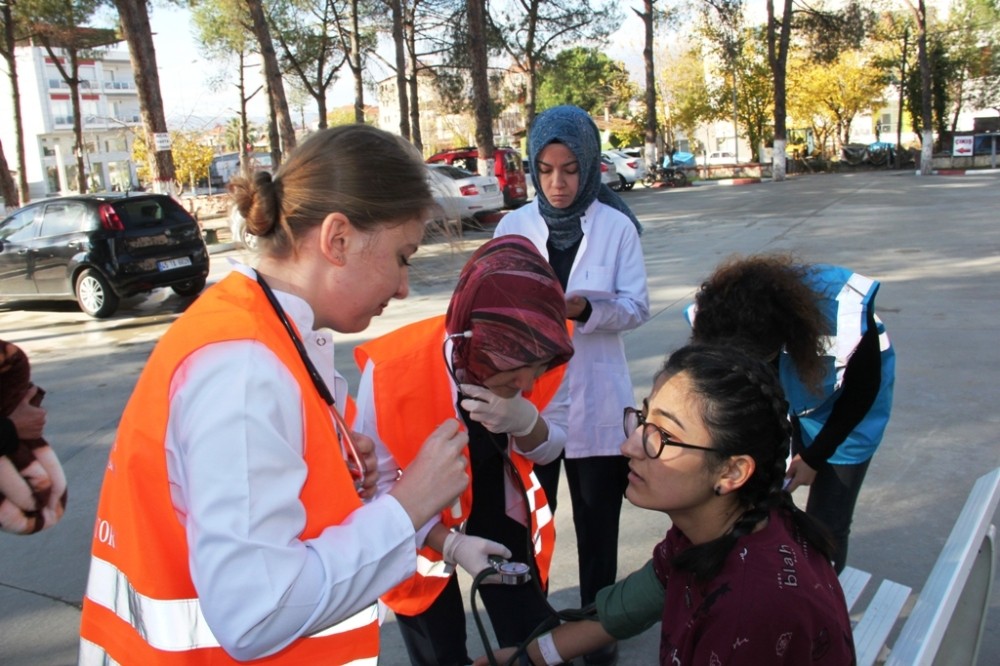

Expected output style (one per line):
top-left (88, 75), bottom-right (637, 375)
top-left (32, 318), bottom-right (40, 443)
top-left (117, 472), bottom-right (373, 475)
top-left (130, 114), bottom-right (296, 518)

top-left (0, 193), bottom-right (209, 318)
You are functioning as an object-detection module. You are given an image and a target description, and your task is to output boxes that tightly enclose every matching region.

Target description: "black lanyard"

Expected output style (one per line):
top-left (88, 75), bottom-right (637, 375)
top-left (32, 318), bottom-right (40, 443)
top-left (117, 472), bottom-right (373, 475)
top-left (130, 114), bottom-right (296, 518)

top-left (254, 270), bottom-right (365, 488)
top-left (255, 270), bottom-right (335, 406)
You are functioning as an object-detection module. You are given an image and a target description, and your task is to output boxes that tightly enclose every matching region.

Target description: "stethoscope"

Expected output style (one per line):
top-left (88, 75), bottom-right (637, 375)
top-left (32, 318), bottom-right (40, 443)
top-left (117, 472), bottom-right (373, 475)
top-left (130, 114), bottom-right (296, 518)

top-left (255, 270), bottom-right (366, 494)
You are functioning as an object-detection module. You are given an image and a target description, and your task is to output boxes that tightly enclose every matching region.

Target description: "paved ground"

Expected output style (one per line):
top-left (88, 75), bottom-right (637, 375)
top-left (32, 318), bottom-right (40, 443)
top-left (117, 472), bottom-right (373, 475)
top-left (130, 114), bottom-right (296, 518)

top-left (1, 170), bottom-right (999, 664)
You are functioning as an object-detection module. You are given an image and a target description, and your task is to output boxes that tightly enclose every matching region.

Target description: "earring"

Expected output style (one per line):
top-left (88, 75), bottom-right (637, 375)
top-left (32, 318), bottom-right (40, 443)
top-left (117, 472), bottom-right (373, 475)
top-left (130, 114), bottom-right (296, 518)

top-left (714, 485), bottom-right (722, 496)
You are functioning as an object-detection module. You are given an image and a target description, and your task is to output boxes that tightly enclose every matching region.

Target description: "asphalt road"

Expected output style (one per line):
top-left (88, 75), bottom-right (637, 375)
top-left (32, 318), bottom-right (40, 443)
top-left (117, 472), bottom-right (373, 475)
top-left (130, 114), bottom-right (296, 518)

top-left (1, 170), bottom-right (998, 665)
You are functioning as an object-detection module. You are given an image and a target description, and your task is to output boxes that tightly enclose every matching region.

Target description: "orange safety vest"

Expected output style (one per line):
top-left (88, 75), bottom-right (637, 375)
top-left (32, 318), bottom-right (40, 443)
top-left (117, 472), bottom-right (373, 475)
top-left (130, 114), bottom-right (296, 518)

top-left (79, 271), bottom-right (378, 666)
top-left (354, 315), bottom-right (566, 616)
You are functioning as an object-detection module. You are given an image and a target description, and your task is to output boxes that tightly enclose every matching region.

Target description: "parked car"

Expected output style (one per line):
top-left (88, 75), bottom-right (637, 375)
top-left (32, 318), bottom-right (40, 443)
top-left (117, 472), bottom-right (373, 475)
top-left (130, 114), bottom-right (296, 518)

top-left (426, 147), bottom-right (528, 208)
top-left (426, 163), bottom-right (504, 230)
top-left (0, 193), bottom-right (209, 318)
top-left (521, 159), bottom-right (537, 200)
top-left (704, 151), bottom-right (745, 165)
top-left (600, 153), bottom-right (620, 190)
top-left (602, 149), bottom-right (647, 191)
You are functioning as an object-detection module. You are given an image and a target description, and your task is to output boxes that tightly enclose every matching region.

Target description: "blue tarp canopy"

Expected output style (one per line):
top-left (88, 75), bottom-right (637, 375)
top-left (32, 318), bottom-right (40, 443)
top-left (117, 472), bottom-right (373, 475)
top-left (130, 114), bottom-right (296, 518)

top-left (665, 151), bottom-right (696, 167)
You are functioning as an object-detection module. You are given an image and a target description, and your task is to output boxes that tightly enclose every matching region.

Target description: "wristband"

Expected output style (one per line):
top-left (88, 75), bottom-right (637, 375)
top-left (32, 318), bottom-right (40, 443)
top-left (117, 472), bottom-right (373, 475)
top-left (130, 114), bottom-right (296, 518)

top-left (537, 632), bottom-right (563, 666)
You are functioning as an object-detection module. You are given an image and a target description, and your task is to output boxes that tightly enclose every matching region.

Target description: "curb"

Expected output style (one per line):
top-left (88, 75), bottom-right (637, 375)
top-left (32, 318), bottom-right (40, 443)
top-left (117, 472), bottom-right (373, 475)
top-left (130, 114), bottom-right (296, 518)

top-left (716, 177), bottom-right (762, 186)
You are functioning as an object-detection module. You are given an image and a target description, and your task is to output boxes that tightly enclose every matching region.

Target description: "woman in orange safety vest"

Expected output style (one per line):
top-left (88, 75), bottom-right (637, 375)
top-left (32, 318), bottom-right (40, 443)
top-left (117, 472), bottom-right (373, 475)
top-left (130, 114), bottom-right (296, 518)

top-left (354, 235), bottom-right (575, 666)
top-left (78, 125), bottom-right (470, 665)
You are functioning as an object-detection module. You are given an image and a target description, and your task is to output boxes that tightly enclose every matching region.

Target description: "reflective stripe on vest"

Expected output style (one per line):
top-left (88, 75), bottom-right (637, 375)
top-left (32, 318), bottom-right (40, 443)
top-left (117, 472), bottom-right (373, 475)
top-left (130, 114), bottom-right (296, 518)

top-left (83, 556), bottom-right (378, 653)
top-left (823, 272), bottom-right (877, 390)
top-left (79, 638), bottom-right (378, 666)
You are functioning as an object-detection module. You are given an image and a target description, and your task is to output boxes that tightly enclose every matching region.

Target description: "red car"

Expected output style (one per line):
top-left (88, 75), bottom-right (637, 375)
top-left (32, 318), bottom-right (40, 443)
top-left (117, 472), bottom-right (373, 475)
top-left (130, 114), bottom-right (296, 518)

top-left (427, 147), bottom-right (528, 209)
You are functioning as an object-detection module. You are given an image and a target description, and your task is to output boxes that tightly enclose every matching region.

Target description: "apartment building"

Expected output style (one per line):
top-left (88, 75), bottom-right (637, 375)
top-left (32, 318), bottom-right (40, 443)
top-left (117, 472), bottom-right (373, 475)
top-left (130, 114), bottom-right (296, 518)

top-left (376, 65), bottom-right (528, 156)
top-left (0, 44), bottom-right (141, 200)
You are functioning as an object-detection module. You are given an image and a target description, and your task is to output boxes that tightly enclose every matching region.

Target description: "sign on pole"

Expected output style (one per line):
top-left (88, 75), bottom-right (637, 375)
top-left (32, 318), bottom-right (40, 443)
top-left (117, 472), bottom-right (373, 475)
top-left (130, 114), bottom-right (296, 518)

top-left (952, 136), bottom-right (974, 157)
top-left (153, 132), bottom-right (172, 152)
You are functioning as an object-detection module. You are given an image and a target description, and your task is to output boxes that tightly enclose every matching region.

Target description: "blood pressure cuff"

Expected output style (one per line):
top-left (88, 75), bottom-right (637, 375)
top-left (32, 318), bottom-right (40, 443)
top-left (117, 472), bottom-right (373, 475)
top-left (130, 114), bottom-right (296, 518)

top-left (595, 559), bottom-right (665, 639)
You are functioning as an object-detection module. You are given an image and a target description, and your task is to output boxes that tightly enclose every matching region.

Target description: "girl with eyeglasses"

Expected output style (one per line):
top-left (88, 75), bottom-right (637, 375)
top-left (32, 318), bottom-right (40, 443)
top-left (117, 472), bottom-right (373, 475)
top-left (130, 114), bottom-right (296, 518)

top-left (476, 344), bottom-right (855, 666)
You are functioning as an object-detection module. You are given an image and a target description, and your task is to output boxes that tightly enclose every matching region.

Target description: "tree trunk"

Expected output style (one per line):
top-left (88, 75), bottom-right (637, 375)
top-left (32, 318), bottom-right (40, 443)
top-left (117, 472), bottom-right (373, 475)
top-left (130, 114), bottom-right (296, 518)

top-left (637, 2), bottom-right (657, 170)
top-left (69, 55), bottom-right (87, 193)
top-left (896, 28), bottom-right (908, 169)
top-left (767, 0), bottom-right (793, 182)
top-left (2, 3), bottom-right (28, 204)
top-left (523, 0), bottom-right (540, 128)
top-left (0, 136), bottom-right (17, 209)
top-left (245, 0), bottom-right (296, 161)
top-left (406, 29), bottom-right (423, 151)
top-left (266, 80), bottom-right (282, 167)
top-left (467, 0), bottom-right (494, 175)
top-left (41, 41), bottom-right (88, 193)
top-left (351, 0), bottom-right (365, 123)
top-left (315, 93), bottom-right (328, 131)
top-left (915, 0), bottom-right (933, 175)
top-left (115, 0), bottom-right (176, 193)
top-left (389, 0), bottom-right (410, 139)
top-left (524, 52), bottom-right (538, 129)
top-left (238, 52), bottom-right (252, 176)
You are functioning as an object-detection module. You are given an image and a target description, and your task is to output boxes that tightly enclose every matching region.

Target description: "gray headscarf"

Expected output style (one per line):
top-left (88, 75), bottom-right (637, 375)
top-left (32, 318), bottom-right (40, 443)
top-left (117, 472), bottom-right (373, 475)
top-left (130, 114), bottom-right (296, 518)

top-left (528, 105), bottom-right (642, 250)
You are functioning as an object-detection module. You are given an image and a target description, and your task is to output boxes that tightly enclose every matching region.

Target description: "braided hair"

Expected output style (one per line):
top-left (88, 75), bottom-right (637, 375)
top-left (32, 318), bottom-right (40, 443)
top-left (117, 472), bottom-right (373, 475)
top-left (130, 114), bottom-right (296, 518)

top-left (663, 344), bottom-right (835, 581)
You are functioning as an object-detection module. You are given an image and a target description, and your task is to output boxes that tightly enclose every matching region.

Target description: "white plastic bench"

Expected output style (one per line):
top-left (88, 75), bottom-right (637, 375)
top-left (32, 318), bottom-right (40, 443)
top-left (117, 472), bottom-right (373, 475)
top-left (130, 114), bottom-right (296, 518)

top-left (839, 466), bottom-right (1000, 666)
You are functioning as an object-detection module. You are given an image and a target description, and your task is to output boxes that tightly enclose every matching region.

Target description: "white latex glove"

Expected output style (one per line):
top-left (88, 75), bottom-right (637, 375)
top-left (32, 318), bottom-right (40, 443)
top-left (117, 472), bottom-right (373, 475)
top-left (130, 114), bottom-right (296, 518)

top-left (443, 530), bottom-right (512, 584)
top-left (459, 384), bottom-right (539, 437)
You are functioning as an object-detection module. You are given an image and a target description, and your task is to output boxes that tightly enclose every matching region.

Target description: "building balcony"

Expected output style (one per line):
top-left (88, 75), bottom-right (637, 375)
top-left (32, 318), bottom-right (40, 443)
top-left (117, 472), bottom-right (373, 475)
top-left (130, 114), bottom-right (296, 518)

top-left (103, 80), bottom-right (136, 92)
top-left (48, 79), bottom-right (99, 90)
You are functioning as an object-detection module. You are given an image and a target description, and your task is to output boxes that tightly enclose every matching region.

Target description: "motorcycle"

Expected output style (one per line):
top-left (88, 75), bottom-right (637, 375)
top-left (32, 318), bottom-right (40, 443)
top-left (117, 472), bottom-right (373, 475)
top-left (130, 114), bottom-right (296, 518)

top-left (642, 162), bottom-right (689, 188)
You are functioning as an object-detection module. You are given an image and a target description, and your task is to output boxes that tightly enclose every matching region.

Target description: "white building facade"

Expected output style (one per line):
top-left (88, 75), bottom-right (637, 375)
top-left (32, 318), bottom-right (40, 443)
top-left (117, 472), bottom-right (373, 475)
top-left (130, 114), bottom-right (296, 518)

top-left (0, 44), bottom-right (141, 201)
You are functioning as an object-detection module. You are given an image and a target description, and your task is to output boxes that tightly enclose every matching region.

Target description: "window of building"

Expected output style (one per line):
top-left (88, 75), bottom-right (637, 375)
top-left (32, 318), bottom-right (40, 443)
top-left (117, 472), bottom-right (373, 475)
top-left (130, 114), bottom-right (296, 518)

top-left (51, 100), bottom-right (72, 125)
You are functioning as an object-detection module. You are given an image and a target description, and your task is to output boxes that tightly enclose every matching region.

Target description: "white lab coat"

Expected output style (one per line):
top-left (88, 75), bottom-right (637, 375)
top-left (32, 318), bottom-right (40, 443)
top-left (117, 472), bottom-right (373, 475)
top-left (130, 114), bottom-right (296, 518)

top-left (495, 199), bottom-right (650, 457)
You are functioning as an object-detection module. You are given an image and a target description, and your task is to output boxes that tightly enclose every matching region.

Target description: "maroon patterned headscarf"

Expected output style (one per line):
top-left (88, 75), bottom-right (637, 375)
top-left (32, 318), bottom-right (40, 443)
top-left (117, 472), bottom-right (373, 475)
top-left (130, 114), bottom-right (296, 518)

top-left (445, 235), bottom-right (574, 385)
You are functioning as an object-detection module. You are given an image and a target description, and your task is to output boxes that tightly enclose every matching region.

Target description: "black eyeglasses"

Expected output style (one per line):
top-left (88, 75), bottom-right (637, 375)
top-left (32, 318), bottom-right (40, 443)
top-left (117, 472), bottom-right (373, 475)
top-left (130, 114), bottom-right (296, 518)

top-left (623, 406), bottom-right (717, 458)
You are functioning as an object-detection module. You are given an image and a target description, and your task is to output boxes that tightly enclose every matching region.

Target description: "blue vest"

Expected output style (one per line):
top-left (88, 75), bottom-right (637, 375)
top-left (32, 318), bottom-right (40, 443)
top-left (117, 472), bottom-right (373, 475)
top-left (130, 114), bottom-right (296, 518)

top-left (779, 265), bottom-right (895, 464)
top-left (685, 265), bottom-right (895, 465)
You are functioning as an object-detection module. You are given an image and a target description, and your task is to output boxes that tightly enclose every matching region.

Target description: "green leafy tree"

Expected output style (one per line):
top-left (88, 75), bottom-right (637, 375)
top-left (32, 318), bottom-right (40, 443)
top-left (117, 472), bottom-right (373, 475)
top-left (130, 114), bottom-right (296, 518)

top-left (536, 47), bottom-right (638, 117)
top-left (942, 0), bottom-right (1000, 129)
top-left (492, 0), bottom-right (623, 127)
top-left (903, 36), bottom-right (955, 148)
top-left (661, 47), bottom-right (713, 153)
top-left (788, 49), bottom-right (887, 152)
top-left (268, 0), bottom-right (349, 130)
top-left (702, 26), bottom-right (773, 162)
top-left (131, 132), bottom-right (150, 185)
top-left (170, 131), bottom-right (215, 194)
